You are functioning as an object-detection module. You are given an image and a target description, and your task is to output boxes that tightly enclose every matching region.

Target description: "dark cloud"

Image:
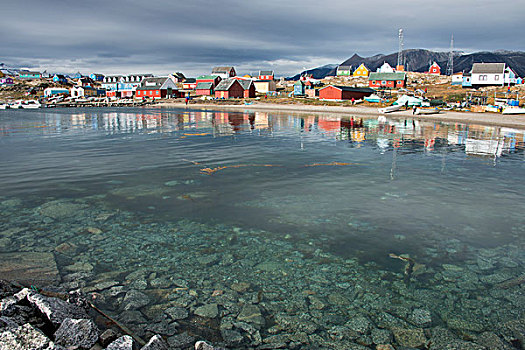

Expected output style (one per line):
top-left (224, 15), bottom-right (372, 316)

top-left (1, 0), bottom-right (523, 76)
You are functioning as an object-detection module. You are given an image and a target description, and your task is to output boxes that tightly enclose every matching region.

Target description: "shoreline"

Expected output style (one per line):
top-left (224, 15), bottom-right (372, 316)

top-left (153, 101), bottom-right (525, 129)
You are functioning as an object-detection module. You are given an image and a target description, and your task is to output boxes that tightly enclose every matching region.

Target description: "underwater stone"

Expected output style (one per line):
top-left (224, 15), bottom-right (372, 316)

top-left (371, 328), bottom-right (393, 345)
top-left (392, 327), bottom-right (426, 348)
top-left (167, 332), bottom-right (195, 348)
top-left (54, 318), bottom-right (99, 349)
top-left (230, 282), bottom-right (250, 293)
top-left (123, 290), bottom-right (150, 310)
top-left (165, 307), bottom-right (188, 320)
top-left (409, 308), bottom-right (432, 328)
top-left (99, 329), bottom-right (119, 347)
top-left (346, 315), bottom-right (372, 334)
top-left (194, 304), bottom-right (218, 318)
top-left (38, 200), bottom-right (87, 219)
top-left (237, 304), bottom-right (265, 327)
top-left (0, 252), bottom-right (59, 287)
top-left (221, 329), bottom-right (244, 346)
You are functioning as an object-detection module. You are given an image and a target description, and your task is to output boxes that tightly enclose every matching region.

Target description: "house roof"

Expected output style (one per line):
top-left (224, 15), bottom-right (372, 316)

top-left (196, 82), bottom-right (214, 90)
top-left (356, 63), bottom-right (369, 70)
top-left (214, 79), bottom-right (239, 91)
top-left (19, 71), bottom-right (40, 75)
top-left (212, 66), bottom-right (234, 73)
top-left (368, 72), bottom-right (407, 81)
top-left (321, 85), bottom-right (376, 93)
top-left (338, 65), bottom-right (352, 70)
top-left (184, 78), bottom-right (196, 83)
top-left (259, 70), bottom-right (274, 76)
top-left (172, 72), bottom-right (186, 79)
top-left (238, 80), bottom-right (253, 90)
top-left (471, 63), bottom-right (505, 74)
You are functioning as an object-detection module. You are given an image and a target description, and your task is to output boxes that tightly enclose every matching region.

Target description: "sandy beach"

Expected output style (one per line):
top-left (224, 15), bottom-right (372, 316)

top-left (155, 101), bottom-right (525, 129)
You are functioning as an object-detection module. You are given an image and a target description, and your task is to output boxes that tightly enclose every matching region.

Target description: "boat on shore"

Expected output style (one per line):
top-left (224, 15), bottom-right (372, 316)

top-left (0, 103), bottom-right (9, 110)
top-left (11, 100), bottom-right (42, 109)
top-left (378, 105), bottom-right (402, 114)
top-left (415, 108), bottom-right (441, 115)
top-left (502, 107), bottom-right (525, 115)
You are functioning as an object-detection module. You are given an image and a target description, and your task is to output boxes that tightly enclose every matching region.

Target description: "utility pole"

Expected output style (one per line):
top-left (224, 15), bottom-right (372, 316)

top-left (397, 29), bottom-right (404, 71)
top-left (446, 34), bottom-right (454, 76)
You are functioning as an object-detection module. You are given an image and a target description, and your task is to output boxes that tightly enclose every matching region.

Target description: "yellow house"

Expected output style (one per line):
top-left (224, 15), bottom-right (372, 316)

top-left (353, 63), bottom-right (370, 77)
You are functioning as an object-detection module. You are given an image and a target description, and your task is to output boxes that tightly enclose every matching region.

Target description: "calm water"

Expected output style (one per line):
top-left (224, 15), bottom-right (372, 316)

top-left (1, 107), bottom-right (524, 348)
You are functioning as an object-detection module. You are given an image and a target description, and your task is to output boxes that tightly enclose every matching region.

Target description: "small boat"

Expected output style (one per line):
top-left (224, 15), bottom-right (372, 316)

top-left (244, 101), bottom-right (254, 105)
top-left (0, 103), bottom-right (9, 110)
top-left (415, 108), bottom-right (441, 115)
top-left (502, 107), bottom-right (525, 115)
top-left (378, 105), bottom-right (402, 114)
top-left (21, 100), bottom-right (42, 109)
top-left (365, 94), bottom-right (382, 103)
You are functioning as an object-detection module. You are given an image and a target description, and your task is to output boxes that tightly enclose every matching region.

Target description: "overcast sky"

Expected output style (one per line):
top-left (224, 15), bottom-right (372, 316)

top-left (1, 0), bottom-right (523, 77)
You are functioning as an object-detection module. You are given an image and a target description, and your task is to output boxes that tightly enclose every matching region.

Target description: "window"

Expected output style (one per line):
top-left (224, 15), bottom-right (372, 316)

top-left (156, 91), bottom-right (159, 95)
top-left (495, 75), bottom-right (499, 81)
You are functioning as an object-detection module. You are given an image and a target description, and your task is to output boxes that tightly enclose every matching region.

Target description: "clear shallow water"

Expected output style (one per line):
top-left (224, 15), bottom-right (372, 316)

top-left (1, 107), bottom-right (524, 348)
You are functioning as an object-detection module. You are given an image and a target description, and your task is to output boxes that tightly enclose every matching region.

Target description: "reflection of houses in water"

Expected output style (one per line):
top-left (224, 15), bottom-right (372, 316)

top-left (465, 138), bottom-right (504, 157)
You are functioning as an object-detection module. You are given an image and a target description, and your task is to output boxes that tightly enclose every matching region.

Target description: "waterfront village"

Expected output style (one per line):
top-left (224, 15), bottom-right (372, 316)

top-left (0, 61), bottom-right (524, 114)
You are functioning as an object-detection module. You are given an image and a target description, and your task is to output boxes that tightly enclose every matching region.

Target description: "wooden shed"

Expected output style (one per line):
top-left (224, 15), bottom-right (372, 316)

top-left (214, 79), bottom-right (244, 99)
top-left (319, 85), bottom-right (375, 100)
top-left (368, 72), bottom-right (407, 88)
top-left (195, 82), bottom-right (214, 96)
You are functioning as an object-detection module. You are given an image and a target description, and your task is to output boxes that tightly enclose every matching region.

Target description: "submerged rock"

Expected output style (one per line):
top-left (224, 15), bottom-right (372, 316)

top-left (392, 327), bottom-right (426, 348)
top-left (194, 304), bottom-right (218, 319)
top-left (237, 304), bottom-right (265, 328)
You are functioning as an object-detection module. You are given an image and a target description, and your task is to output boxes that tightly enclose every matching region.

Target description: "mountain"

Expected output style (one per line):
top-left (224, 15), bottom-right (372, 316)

top-left (288, 50), bottom-right (525, 79)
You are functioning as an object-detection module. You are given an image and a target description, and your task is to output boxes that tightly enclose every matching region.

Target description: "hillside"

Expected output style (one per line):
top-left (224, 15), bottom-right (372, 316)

top-left (289, 50), bottom-right (525, 80)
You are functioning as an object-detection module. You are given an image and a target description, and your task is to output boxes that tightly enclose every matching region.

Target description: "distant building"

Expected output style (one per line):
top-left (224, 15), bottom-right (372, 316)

top-left (428, 62), bottom-right (441, 75)
top-left (258, 70), bottom-right (274, 80)
top-left (319, 85), bottom-right (375, 100)
top-left (336, 65), bottom-right (352, 77)
top-left (196, 75), bottom-right (221, 88)
top-left (195, 82), bottom-right (214, 96)
top-left (451, 72), bottom-right (463, 85)
top-left (135, 77), bottom-right (179, 99)
top-left (53, 74), bottom-right (68, 84)
top-left (471, 63), bottom-right (516, 87)
top-left (77, 77), bottom-right (94, 87)
top-left (353, 64), bottom-right (370, 77)
top-left (214, 79), bottom-right (244, 99)
top-left (123, 74), bottom-right (153, 83)
top-left (0, 77), bottom-right (14, 85)
top-left (170, 72), bottom-right (186, 83)
top-left (377, 62), bottom-right (395, 73)
top-left (368, 72), bottom-right (407, 89)
top-left (18, 71), bottom-right (41, 79)
top-left (103, 75), bottom-right (123, 83)
top-left (211, 66), bottom-right (236, 79)
top-left (71, 86), bottom-right (98, 98)
top-left (89, 73), bottom-right (105, 82)
top-left (182, 78), bottom-right (197, 90)
top-left (294, 80), bottom-right (306, 96)
top-left (238, 79), bottom-right (256, 98)
top-left (462, 72), bottom-right (472, 88)
top-left (44, 87), bottom-right (69, 97)
top-left (254, 80), bottom-right (276, 94)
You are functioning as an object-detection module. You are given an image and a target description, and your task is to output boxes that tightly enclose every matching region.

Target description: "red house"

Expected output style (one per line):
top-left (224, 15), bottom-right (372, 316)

top-left (182, 78), bottom-right (197, 89)
top-left (214, 79), bottom-right (244, 99)
top-left (196, 75), bottom-right (221, 88)
top-left (239, 80), bottom-right (256, 98)
top-left (135, 77), bottom-right (180, 99)
top-left (258, 70), bottom-right (274, 80)
top-left (368, 72), bottom-right (407, 89)
top-left (428, 62), bottom-right (441, 75)
top-left (195, 82), bottom-right (214, 96)
top-left (319, 85), bottom-right (376, 100)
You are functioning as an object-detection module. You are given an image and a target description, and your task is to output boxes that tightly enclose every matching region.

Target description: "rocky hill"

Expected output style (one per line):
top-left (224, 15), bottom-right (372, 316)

top-left (289, 50), bottom-right (525, 80)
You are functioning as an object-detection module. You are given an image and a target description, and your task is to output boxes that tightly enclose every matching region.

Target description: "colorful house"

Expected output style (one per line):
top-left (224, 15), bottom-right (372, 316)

top-left (319, 85), bottom-right (375, 100)
top-left (103, 75), bottom-right (123, 83)
top-left (0, 77), bottom-right (14, 85)
top-left (196, 75), bottom-right (221, 88)
top-left (294, 80), bottom-right (306, 96)
top-left (471, 63), bottom-right (508, 87)
top-left (77, 77), bottom-right (94, 87)
top-left (254, 80), bottom-right (276, 94)
top-left (44, 87), bottom-right (70, 97)
top-left (258, 70), bottom-right (274, 80)
top-left (336, 65), bottom-right (352, 76)
top-left (428, 62), bottom-right (441, 75)
top-left (377, 62), bottom-right (395, 73)
top-left (53, 74), bottom-right (68, 84)
top-left (195, 82), bottom-right (214, 96)
top-left (89, 73), bottom-right (105, 82)
top-left (123, 74), bottom-right (153, 83)
top-left (18, 71), bottom-right (41, 79)
top-left (368, 72), bottom-right (407, 89)
top-left (211, 67), bottom-right (236, 79)
top-left (182, 78), bottom-right (197, 90)
top-left (135, 77), bottom-right (179, 99)
top-left (462, 73), bottom-right (472, 88)
top-left (353, 64), bottom-right (370, 77)
top-left (71, 86), bottom-right (98, 98)
top-left (451, 72), bottom-right (463, 85)
top-left (239, 80), bottom-right (256, 98)
top-left (214, 79), bottom-right (244, 99)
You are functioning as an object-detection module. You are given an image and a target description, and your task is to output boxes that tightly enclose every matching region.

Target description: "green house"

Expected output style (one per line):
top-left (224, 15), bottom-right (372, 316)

top-left (18, 71), bottom-right (41, 79)
top-left (336, 65), bottom-right (352, 76)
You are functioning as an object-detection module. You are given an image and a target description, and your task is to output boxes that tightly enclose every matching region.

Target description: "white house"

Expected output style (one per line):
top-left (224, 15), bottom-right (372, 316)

top-left (451, 72), bottom-right (463, 85)
top-left (471, 63), bottom-right (515, 87)
top-left (377, 62), bottom-right (395, 73)
top-left (44, 87), bottom-right (69, 97)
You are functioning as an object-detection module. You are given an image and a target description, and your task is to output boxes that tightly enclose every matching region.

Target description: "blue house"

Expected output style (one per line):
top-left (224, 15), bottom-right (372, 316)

top-left (53, 74), bottom-right (68, 84)
top-left (294, 80), bottom-right (306, 96)
top-left (72, 72), bottom-right (83, 79)
top-left (517, 77), bottom-right (523, 85)
top-left (90, 73), bottom-right (105, 82)
top-left (462, 73), bottom-right (472, 88)
top-left (19, 71), bottom-right (41, 79)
